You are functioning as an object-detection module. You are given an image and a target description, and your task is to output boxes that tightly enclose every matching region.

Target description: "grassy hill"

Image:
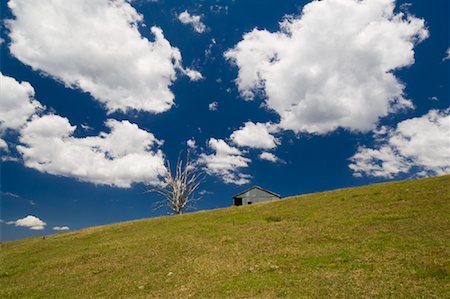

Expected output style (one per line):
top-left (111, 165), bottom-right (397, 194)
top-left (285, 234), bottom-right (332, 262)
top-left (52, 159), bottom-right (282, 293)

top-left (1, 175), bottom-right (449, 298)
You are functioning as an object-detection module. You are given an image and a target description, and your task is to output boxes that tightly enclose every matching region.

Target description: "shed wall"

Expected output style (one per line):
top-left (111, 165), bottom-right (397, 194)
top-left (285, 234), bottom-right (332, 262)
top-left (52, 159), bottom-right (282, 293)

top-left (234, 188), bottom-right (279, 205)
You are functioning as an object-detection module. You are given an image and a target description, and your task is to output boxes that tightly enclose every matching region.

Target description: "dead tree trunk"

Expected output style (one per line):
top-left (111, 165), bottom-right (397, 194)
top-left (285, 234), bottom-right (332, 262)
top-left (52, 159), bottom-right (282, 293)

top-left (148, 151), bottom-right (203, 215)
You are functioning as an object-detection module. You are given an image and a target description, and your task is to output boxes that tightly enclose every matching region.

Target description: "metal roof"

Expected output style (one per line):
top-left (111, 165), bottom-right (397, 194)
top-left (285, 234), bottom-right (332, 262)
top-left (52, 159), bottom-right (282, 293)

top-left (232, 185), bottom-right (281, 199)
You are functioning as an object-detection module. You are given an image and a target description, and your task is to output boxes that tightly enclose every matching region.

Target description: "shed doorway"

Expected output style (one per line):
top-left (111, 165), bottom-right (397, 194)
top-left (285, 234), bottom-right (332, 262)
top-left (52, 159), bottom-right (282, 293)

top-left (234, 198), bottom-right (242, 206)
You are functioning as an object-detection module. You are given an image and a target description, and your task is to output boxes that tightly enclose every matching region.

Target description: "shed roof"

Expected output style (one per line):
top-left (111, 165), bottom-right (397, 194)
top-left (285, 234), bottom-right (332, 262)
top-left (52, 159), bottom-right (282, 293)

top-left (232, 186), bottom-right (281, 199)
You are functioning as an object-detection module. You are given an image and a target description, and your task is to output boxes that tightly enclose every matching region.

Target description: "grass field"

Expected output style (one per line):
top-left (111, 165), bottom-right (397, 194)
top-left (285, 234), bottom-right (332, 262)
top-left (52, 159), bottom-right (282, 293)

top-left (1, 175), bottom-right (449, 298)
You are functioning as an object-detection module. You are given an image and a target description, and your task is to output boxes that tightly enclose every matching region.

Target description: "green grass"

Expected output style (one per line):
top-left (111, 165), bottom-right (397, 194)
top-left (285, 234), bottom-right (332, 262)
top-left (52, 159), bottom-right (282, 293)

top-left (1, 175), bottom-right (449, 298)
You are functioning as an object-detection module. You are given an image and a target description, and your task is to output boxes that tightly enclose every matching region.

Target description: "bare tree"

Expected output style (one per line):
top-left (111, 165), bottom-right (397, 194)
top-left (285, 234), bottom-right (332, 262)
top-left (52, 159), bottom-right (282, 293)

top-left (148, 151), bottom-right (203, 215)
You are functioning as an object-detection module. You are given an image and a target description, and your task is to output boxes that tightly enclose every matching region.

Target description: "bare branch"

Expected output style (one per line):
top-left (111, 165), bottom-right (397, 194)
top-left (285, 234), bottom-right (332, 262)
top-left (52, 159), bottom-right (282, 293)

top-left (147, 150), bottom-right (204, 215)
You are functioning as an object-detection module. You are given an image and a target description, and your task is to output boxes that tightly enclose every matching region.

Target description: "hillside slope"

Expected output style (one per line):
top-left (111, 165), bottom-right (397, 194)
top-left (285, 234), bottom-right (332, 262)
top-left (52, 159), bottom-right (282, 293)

top-left (1, 175), bottom-right (449, 298)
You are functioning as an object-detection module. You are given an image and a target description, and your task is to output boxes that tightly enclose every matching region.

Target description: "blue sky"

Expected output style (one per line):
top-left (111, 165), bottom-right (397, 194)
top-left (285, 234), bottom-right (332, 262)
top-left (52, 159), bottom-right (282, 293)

top-left (1, 0), bottom-right (448, 241)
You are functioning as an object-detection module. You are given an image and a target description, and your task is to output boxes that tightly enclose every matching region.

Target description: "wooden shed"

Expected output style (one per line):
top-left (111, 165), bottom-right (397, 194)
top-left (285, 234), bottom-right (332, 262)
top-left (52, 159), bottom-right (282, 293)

top-left (232, 186), bottom-right (281, 206)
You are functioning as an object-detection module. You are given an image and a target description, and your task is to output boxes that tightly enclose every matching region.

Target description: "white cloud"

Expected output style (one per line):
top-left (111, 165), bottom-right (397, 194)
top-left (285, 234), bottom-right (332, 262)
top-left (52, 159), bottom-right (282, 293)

top-left (17, 115), bottom-right (166, 188)
top-left (0, 74), bottom-right (167, 187)
top-left (0, 73), bottom-right (43, 155)
top-left (2, 192), bottom-right (20, 198)
top-left (187, 138), bottom-right (196, 149)
top-left (178, 11), bottom-right (206, 33)
top-left (199, 138), bottom-right (251, 185)
top-left (198, 189), bottom-right (213, 196)
top-left (53, 226), bottom-right (70, 231)
top-left (182, 68), bottom-right (204, 81)
top-left (349, 109), bottom-right (450, 178)
top-left (225, 0), bottom-right (428, 134)
top-left (444, 47), bottom-right (450, 61)
top-left (210, 4), bottom-right (229, 15)
top-left (259, 152), bottom-right (280, 163)
top-left (80, 123), bottom-right (94, 131)
top-left (7, 215), bottom-right (46, 230)
top-left (0, 138), bottom-right (8, 152)
top-left (0, 73), bottom-right (42, 132)
top-left (230, 121), bottom-right (278, 149)
top-left (208, 101), bottom-right (218, 111)
top-left (205, 39), bottom-right (216, 60)
top-left (7, 0), bottom-right (185, 114)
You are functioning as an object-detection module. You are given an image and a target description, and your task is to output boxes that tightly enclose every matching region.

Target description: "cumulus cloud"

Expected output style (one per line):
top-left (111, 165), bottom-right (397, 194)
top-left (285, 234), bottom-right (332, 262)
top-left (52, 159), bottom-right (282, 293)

top-left (208, 101), bottom-right (218, 111)
top-left (0, 73), bottom-right (43, 154)
top-left (199, 138), bottom-right (251, 185)
top-left (178, 11), bottom-right (206, 33)
top-left (0, 139), bottom-right (8, 152)
top-left (6, 0), bottom-right (187, 114)
top-left (225, 0), bottom-right (428, 134)
top-left (0, 73), bottom-right (42, 132)
top-left (17, 115), bottom-right (166, 187)
top-left (0, 74), bottom-right (168, 187)
top-left (349, 109), bottom-right (450, 178)
top-left (230, 122), bottom-right (278, 149)
top-left (259, 152), bottom-right (280, 163)
top-left (53, 226), bottom-right (70, 231)
top-left (7, 215), bottom-right (46, 230)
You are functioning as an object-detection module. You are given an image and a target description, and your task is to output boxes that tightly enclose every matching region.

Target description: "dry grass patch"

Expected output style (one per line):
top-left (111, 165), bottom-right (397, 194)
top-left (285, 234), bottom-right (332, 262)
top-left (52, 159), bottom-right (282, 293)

top-left (1, 175), bottom-right (449, 298)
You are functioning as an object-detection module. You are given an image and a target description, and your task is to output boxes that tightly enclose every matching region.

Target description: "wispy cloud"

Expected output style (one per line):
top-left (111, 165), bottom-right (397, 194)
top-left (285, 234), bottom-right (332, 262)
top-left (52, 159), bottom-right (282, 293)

top-left (178, 11), bottom-right (206, 33)
top-left (2, 191), bottom-right (20, 198)
top-left (53, 226), bottom-right (70, 231)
